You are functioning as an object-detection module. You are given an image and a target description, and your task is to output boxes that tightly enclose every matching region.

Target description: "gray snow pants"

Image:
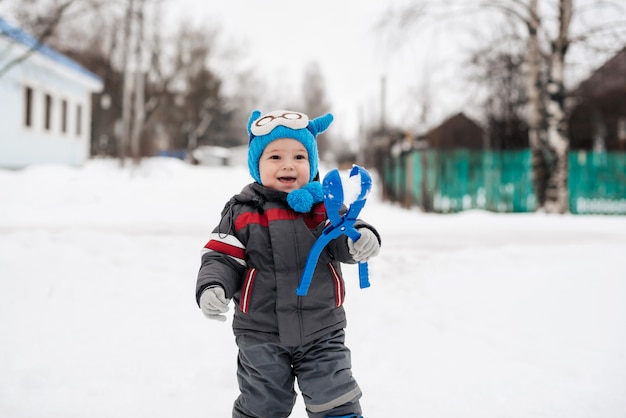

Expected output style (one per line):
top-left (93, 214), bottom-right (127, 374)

top-left (232, 329), bottom-right (362, 418)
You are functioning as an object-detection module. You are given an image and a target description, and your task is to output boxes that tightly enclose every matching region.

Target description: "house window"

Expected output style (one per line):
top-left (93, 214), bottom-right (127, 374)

top-left (76, 104), bottom-right (82, 136)
top-left (44, 94), bottom-right (53, 131)
top-left (61, 99), bottom-right (68, 134)
top-left (24, 86), bottom-right (33, 128)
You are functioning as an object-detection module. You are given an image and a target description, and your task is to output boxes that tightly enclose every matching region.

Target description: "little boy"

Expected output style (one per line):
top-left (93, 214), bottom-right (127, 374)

top-left (196, 109), bottom-right (381, 418)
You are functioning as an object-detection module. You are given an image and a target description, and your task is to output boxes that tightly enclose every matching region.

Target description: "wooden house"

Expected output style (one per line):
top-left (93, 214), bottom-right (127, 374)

top-left (421, 112), bottom-right (485, 149)
top-left (568, 46), bottom-right (626, 152)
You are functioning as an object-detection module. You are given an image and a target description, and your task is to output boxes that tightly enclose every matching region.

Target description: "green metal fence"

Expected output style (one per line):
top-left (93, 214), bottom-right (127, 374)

top-left (382, 149), bottom-right (626, 215)
top-left (569, 151), bottom-right (626, 214)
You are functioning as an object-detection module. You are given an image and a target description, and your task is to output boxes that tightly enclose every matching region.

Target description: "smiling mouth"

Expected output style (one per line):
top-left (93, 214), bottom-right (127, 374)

top-left (278, 176), bottom-right (297, 183)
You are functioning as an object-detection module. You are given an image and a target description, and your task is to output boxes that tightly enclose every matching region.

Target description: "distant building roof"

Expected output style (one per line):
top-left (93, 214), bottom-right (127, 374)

top-left (424, 112), bottom-right (485, 149)
top-left (575, 46), bottom-right (626, 98)
top-left (0, 17), bottom-right (101, 83)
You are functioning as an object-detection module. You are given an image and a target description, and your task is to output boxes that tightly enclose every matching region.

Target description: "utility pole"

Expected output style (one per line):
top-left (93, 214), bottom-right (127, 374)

top-left (130, 0), bottom-right (146, 164)
top-left (380, 75), bottom-right (387, 131)
top-left (119, 0), bottom-right (135, 166)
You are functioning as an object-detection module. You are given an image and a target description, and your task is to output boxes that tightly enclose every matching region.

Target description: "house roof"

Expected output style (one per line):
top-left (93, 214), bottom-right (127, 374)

top-left (0, 17), bottom-right (101, 83)
top-left (423, 112), bottom-right (485, 150)
top-left (575, 46), bottom-right (626, 98)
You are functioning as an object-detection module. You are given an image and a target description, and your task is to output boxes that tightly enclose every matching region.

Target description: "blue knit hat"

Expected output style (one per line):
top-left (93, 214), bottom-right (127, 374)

top-left (247, 109), bottom-right (333, 184)
top-left (247, 109), bottom-right (334, 212)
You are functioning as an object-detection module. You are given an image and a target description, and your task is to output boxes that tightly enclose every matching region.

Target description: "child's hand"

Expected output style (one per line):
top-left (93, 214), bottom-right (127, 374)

top-left (348, 228), bottom-right (380, 262)
top-left (200, 286), bottom-right (230, 322)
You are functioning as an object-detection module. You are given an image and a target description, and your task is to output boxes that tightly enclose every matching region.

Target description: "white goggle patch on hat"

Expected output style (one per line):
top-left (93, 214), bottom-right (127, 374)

top-left (250, 110), bottom-right (309, 136)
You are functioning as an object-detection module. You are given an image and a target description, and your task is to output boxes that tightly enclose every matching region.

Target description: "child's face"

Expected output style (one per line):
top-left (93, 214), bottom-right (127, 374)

top-left (259, 138), bottom-right (310, 193)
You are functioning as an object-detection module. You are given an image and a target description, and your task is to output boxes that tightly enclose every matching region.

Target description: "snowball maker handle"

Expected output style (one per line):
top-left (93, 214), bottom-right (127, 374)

top-left (296, 165), bottom-right (372, 296)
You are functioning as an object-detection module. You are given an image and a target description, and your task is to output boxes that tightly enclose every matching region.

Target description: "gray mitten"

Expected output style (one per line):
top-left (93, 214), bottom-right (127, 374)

top-left (347, 228), bottom-right (380, 262)
top-left (199, 286), bottom-right (230, 322)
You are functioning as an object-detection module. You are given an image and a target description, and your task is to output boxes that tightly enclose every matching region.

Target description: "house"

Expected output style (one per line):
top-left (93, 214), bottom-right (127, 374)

top-left (421, 112), bottom-right (485, 150)
top-left (568, 46), bottom-right (626, 152)
top-left (0, 18), bottom-right (103, 169)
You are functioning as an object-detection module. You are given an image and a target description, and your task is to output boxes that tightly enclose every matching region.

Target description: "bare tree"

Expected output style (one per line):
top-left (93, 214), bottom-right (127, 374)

top-left (543, 0), bottom-right (572, 213)
top-left (0, 0), bottom-right (76, 77)
top-left (481, 0), bottom-right (626, 212)
top-left (2, 0), bottom-right (250, 166)
top-left (380, 0), bottom-right (626, 213)
top-left (151, 24), bottom-right (228, 152)
top-left (482, 0), bottom-right (572, 212)
top-left (468, 34), bottom-right (529, 150)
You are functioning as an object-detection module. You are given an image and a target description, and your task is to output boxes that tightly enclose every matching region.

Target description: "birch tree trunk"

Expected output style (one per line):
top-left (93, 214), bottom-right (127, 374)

top-left (543, 0), bottom-right (572, 213)
top-left (526, 0), bottom-right (572, 213)
top-left (525, 0), bottom-right (549, 209)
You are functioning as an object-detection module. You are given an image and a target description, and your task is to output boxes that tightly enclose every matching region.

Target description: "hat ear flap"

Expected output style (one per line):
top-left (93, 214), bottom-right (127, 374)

top-left (307, 113), bottom-right (334, 136)
top-left (247, 110), bottom-right (262, 135)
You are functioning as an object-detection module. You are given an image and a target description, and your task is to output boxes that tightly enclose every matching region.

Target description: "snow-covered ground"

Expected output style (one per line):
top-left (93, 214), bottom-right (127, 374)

top-left (1, 158), bottom-right (625, 418)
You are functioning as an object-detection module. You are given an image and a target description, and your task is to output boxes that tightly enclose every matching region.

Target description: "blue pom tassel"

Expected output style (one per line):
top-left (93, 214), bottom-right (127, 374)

top-left (305, 181), bottom-right (323, 202)
top-left (287, 182), bottom-right (323, 213)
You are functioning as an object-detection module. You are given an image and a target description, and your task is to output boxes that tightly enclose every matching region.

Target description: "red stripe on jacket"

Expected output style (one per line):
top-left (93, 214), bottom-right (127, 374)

top-left (234, 203), bottom-right (326, 232)
top-left (204, 240), bottom-right (245, 260)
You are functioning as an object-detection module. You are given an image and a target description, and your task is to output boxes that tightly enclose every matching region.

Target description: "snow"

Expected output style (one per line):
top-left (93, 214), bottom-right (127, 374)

top-left (1, 157), bottom-right (625, 417)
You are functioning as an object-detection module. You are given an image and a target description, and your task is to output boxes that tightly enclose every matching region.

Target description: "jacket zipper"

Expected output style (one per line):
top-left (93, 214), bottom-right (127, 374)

top-left (240, 267), bottom-right (257, 313)
top-left (328, 263), bottom-right (344, 307)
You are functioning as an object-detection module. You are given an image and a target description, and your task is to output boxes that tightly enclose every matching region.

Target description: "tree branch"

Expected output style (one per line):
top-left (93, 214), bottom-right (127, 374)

top-left (0, 0), bottom-right (75, 77)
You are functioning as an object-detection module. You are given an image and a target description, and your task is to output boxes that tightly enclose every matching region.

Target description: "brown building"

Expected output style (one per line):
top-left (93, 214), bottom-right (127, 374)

top-left (422, 112), bottom-right (485, 150)
top-left (569, 47), bottom-right (626, 151)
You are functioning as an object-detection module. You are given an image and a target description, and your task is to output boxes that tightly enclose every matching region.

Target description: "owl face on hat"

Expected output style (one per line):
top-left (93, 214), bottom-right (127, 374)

top-left (250, 110), bottom-right (309, 136)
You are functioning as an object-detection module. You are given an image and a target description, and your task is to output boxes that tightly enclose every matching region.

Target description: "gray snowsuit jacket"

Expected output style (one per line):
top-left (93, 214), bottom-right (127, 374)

top-left (196, 182), bottom-right (380, 347)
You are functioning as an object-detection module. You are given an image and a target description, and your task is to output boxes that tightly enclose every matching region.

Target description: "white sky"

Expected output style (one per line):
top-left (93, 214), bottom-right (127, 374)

top-left (161, 0), bottom-right (625, 141)
top-left (164, 0), bottom-right (475, 139)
